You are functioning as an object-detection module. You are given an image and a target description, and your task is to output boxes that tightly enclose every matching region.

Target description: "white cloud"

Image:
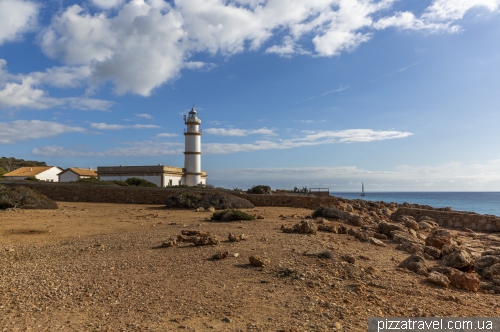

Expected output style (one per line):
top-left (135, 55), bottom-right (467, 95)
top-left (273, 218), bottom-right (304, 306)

top-left (208, 160), bottom-right (500, 190)
top-left (90, 123), bottom-right (161, 130)
top-left (136, 113), bottom-right (154, 119)
top-left (0, 120), bottom-right (85, 144)
top-left (32, 141), bottom-right (183, 157)
top-left (205, 127), bottom-right (276, 136)
top-left (34, 0), bottom-right (499, 97)
top-left (91, 0), bottom-right (125, 10)
top-left (155, 132), bottom-right (178, 137)
top-left (0, 59), bottom-right (112, 111)
top-left (0, 0), bottom-right (38, 45)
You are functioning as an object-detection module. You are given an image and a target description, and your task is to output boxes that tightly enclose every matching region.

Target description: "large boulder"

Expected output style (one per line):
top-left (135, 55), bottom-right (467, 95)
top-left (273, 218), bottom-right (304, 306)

top-left (391, 230), bottom-right (424, 245)
top-left (425, 229), bottom-right (453, 250)
top-left (426, 271), bottom-right (450, 288)
top-left (442, 249), bottom-right (475, 272)
top-left (398, 252), bottom-right (429, 274)
top-left (424, 246), bottom-right (442, 260)
top-left (450, 271), bottom-right (481, 292)
top-left (378, 222), bottom-right (406, 236)
top-left (475, 252), bottom-right (500, 279)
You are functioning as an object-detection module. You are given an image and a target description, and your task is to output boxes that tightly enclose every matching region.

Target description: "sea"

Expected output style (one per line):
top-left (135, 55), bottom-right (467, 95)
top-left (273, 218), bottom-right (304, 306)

top-left (330, 192), bottom-right (500, 217)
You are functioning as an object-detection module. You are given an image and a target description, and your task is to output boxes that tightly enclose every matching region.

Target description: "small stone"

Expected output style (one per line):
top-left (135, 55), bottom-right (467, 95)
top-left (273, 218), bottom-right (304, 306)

top-left (232, 253), bottom-right (240, 258)
top-left (207, 206), bottom-right (216, 212)
top-left (212, 251), bottom-right (229, 260)
top-left (342, 255), bottom-right (356, 264)
top-left (256, 215), bottom-right (264, 219)
top-left (195, 207), bottom-right (205, 212)
top-left (228, 233), bottom-right (246, 242)
top-left (398, 252), bottom-right (429, 274)
top-left (369, 237), bottom-right (387, 247)
top-left (222, 317), bottom-right (231, 323)
top-left (249, 255), bottom-right (270, 267)
top-left (426, 271), bottom-right (450, 288)
top-left (160, 238), bottom-right (177, 248)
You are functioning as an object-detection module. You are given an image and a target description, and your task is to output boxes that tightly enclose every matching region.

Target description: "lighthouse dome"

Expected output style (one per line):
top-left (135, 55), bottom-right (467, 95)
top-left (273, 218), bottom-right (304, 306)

top-left (189, 107), bottom-right (197, 115)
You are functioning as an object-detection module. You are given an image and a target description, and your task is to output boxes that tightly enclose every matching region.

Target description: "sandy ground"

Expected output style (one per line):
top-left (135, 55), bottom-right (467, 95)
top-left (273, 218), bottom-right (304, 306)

top-left (1, 202), bottom-right (499, 332)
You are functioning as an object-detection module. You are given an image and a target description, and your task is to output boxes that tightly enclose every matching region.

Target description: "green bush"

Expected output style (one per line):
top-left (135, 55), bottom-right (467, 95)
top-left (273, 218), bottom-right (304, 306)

top-left (0, 167), bottom-right (6, 177)
top-left (24, 176), bottom-right (39, 181)
top-left (210, 209), bottom-right (255, 221)
top-left (164, 192), bottom-right (254, 210)
top-left (247, 185), bottom-right (271, 194)
top-left (125, 177), bottom-right (157, 187)
top-left (0, 185), bottom-right (58, 210)
top-left (312, 206), bottom-right (351, 220)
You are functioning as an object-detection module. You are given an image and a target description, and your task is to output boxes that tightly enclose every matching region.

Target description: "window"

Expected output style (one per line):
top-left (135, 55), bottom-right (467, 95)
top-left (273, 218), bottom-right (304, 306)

top-left (168, 179), bottom-right (172, 186)
top-left (178, 180), bottom-right (182, 186)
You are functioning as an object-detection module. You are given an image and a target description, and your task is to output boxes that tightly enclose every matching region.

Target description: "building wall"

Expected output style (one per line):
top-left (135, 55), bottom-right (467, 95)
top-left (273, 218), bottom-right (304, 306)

top-left (59, 172), bottom-right (79, 182)
top-left (37, 167), bottom-right (60, 182)
top-left (99, 175), bottom-right (162, 187)
top-left (163, 175), bottom-right (183, 187)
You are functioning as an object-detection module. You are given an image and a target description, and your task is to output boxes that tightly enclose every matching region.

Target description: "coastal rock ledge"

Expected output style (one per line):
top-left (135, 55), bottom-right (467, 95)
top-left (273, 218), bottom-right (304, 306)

top-left (391, 207), bottom-right (500, 232)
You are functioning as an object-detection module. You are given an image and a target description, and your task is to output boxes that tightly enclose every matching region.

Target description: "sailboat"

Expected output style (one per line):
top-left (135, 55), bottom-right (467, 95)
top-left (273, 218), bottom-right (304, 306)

top-left (361, 182), bottom-right (365, 197)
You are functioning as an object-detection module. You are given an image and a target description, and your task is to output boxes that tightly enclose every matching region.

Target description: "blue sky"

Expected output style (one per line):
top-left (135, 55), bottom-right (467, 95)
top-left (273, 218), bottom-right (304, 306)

top-left (1, 0), bottom-right (500, 191)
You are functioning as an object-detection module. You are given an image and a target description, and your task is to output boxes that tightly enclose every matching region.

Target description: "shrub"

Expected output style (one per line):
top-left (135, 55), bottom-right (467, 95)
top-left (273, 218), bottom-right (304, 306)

top-left (210, 209), bottom-right (255, 221)
top-left (247, 185), bottom-right (271, 194)
top-left (0, 185), bottom-right (58, 210)
top-left (164, 191), bottom-right (254, 210)
top-left (125, 177), bottom-right (157, 187)
top-left (24, 176), bottom-right (39, 181)
top-left (0, 167), bottom-right (6, 177)
top-left (312, 206), bottom-right (351, 220)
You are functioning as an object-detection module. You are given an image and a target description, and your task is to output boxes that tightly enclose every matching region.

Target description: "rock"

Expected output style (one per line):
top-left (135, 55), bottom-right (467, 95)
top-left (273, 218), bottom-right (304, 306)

top-left (346, 204), bottom-right (353, 212)
top-left (181, 230), bottom-right (211, 236)
top-left (337, 225), bottom-right (348, 234)
top-left (195, 207), bottom-right (205, 212)
top-left (347, 228), bottom-right (357, 236)
top-left (424, 246), bottom-right (442, 259)
top-left (177, 234), bottom-right (194, 243)
top-left (373, 233), bottom-right (387, 240)
top-left (354, 231), bottom-right (370, 242)
top-left (475, 255), bottom-right (500, 278)
top-left (427, 271), bottom-right (450, 288)
top-left (192, 235), bottom-right (220, 246)
top-left (212, 251), bottom-right (229, 260)
top-left (280, 225), bottom-right (295, 233)
top-left (222, 317), bottom-right (231, 323)
top-left (404, 219), bottom-right (420, 231)
top-left (382, 208), bottom-right (392, 217)
top-left (425, 229), bottom-right (453, 250)
top-left (232, 253), bottom-right (240, 257)
top-left (369, 237), bottom-right (387, 247)
top-left (418, 221), bottom-right (432, 230)
top-left (293, 220), bottom-right (317, 234)
top-left (318, 250), bottom-right (333, 259)
top-left (161, 238), bottom-right (176, 248)
top-left (249, 255), bottom-right (270, 267)
top-left (429, 266), bottom-right (455, 277)
top-left (378, 222), bottom-right (406, 236)
top-left (207, 206), bottom-right (216, 212)
top-left (256, 215), bottom-right (265, 219)
top-left (398, 252), bottom-right (429, 273)
top-left (481, 263), bottom-right (500, 279)
top-left (390, 230), bottom-right (423, 245)
top-left (491, 275), bottom-right (500, 287)
top-left (317, 224), bottom-right (338, 233)
top-left (443, 249), bottom-right (475, 272)
top-left (315, 217), bottom-right (327, 224)
top-left (342, 255), bottom-right (356, 264)
top-left (479, 282), bottom-right (500, 294)
top-left (228, 233), bottom-right (246, 242)
top-left (407, 243), bottom-right (424, 254)
top-left (450, 271), bottom-right (480, 292)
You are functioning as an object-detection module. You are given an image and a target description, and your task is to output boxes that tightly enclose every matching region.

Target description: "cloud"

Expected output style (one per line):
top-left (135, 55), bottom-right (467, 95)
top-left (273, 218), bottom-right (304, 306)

top-left (155, 132), bottom-right (179, 138)
top-left (136, 113), bottom-right (154, 119)
top-left (32, 141), bottom-right (183, 157)
top-left (297, 85), bottom-right (349, 103)
top-left (35, 0), bottom-right (500, 97)
top-left (0, 0), bottom-right (38, 45)
top-left (89, 123), bottom-right (161, 130)
top-left (0, 59), bottom-right (112, 111)
top-left (0, 120), bottom-right (85, 144)
top-left (207, 159), bottom-right (500, 190)
top-left (205, 127), bottom-right (276, 136)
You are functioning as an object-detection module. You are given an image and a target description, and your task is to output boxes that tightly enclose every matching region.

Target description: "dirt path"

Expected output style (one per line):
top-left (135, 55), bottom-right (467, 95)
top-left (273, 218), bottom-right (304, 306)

top-left (1, 202), bottom-right (499, 331)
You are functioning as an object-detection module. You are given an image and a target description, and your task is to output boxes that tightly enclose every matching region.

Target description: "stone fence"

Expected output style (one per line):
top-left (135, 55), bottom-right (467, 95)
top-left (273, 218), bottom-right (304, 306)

top-left (237, 193), bottom-right (339, 209)
top-left (391, 207), bottom-right (500, 232)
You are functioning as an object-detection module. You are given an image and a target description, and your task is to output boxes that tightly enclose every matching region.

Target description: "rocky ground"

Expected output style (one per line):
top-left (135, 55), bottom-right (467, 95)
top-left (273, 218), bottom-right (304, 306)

top-left (1, 201), bottom-right (500, 332)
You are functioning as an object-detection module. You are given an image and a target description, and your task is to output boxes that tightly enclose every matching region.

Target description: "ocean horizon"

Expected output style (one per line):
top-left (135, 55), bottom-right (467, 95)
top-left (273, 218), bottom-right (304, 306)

top-left (330, 191), bottom-right (500, 217)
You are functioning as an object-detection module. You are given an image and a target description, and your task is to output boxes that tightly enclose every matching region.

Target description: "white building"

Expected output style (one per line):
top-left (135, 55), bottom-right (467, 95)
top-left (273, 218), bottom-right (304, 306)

top-left (97, 106), bottom-right (207, 187)
top-left (58, 168), bottom-right (97, 182)
top-left (2, 166), bottom-right (61, 182)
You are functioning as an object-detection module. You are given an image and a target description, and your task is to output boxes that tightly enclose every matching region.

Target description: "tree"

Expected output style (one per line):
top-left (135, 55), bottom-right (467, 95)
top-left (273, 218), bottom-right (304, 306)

top-left (0, 157), bottom-right (47, 172)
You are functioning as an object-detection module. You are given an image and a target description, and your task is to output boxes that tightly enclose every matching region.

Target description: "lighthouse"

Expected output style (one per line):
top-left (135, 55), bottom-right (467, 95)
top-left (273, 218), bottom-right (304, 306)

top-left (183, 106), bottom-right (202, 186)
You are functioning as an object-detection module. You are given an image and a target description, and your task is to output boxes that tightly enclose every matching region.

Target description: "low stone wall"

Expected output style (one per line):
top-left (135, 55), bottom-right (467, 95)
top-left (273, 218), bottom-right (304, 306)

top-left (2, 182), bottom-right (181, 204)
top-left (391, 207), bottom-right (500, 232)
top-left (239, 193), bottom-right (339, 209)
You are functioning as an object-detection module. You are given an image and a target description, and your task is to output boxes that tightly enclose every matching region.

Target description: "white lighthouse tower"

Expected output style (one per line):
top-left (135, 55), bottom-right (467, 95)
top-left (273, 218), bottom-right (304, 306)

top-left (183, 106), bottom-right (202, 186)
